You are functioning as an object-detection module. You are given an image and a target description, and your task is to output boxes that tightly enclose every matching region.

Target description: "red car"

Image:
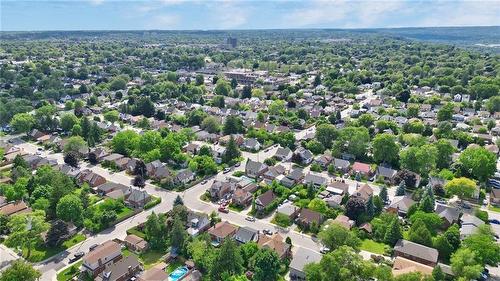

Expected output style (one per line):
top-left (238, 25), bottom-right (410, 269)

top-left (218, 207), bottom-right (229, 213)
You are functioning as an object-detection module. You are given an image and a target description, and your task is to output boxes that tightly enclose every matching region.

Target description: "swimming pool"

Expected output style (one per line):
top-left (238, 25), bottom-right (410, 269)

top-left (168, 266), bottom-right (189, 281)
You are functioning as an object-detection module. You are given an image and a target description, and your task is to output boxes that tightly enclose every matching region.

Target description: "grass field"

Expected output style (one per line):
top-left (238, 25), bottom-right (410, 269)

top-left (360, 239), bottom-right (388, 255)
top-left (488, 204), bottom-right (500, 213)
top-left (57, 261), bottom-right (82, 281)
top-left (23, 234), bottom-right (86, 262)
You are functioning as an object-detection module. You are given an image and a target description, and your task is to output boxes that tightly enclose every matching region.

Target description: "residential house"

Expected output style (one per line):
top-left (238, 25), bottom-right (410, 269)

top-left (352, 183), bottom-right (374, 202)
top-left (352, 162), bottom-right (373, 177)
top-left (387, 196), bottom-right (416, 217)
top-left (175, 169), bottom-right (195, 185)
top-left (326, 181), bottom-right (349, 195)
top-left (490, 189), bottom-right (500, 207)
top-left (376, 166), bottom-right (398, 183)
top-left (435, 204), bottom-right (460, 228)
top-left (333, 158), bottom-right (350, 173)
top-left (0, 201), bottom-right (31, 216)
top-left (255, 190), bottom-right (277, 212)
top-left (209, 180), bottom-right (234, 200)
top-left (186, 212), bottom-right (211, 236)
top-left (96, 182), bottom-right (131, 199)
top-left (208, 221), bottom-right (238, 245)
top-left (138, 267), bottom-right (168, 281)
top-left (393, 239), bottom-right (439, 267)
top-left (331, 214), bottom-right (355, 230)
top-left (460, 214), bottom-right (485, 239)
top-left (242, 138), bottom-right (261, 151)
top-left (289, 247), bottom-right (322, 281)
top-left (276, 203), bottom-right (300, 220)
top-left (146, 160), bottom-right (170, 181)
top-left (124, 234), bottom-right (149, 254)
top-left (232, 188), bottom-right (253, 207)
top-left (82, 241), bottom-right (122, 277)
top-left (280, 167), bottom-right (304, 188)
top-left (274, 147), bottom-right (292, 161)
top-left (294, 147), bottom-right (314, 165)
top-left (89, 147), bottom-right (110, 162)
top-left (257, 233), bottom-right (291, 260)
top-left (392, 256), bottom-right (433, 277)
top-left (78, 169), bottom-right (106, 187)
top-left (125, 189), bottom-right (151, 208)
top-left (95, 255), bottom-right (141, 281)
top-left (303, 172), bottom-right (328, 188)
top-left (296, 208), bottom-right (323, 229)
top-left (314, 154), bottom-right (332, 168)
top-left (245, 160), bottom-right (268, 179)
top-left (262, 165), bottom-right (286, 184)
top-left (233, 226), bottom-right (259, 244)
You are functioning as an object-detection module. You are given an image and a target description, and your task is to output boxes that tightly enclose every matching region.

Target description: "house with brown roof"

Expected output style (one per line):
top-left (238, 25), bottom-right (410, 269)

top-left (209, 180), bottom-right (234, 200)
top-left (124, 234), bottom-right (149, 254)
top-left (393, 239), bottom-right (438, 267)
top-left (208, 221), bottom-right (238, 245)
top-left (82, 240), bottom-right (122, 277)
top-left (0, 201), bottom-right (31, 216)
top-left (491, 189), bottom-right (500, 207)
top-left (78, 169), bottom-right (106, 187)
top-left (94, 255), bottom-right (141, 281)
top-left (352, 183), bottom-right (373, 202)
top-left (387, 196), bottom-right (416, 217)
top-left (331, 215), bottom-right (355, 230)
top-left (232, 188), bottom-right (253, 207)
top-left (257, 233), bottom-right (291, 260)
top-left (296, 208), bottom-right (323, 229)
top-left (351, 162), bottom-right (373, 177)
top-left (255, 190), bottom-right (277, 212)
top-left (138, 267), bottom-right (168, 281)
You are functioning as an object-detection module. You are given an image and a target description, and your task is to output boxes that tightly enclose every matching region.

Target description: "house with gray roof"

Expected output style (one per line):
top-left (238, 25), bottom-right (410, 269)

top-left (125, 189), bottom-right (151, 209)
top-left (289, 247), bottom-right (322, 280)
top-left (233, 226), bottom-right (259, 244)
top-left (393, 239), bottom-right (438, 266)
top-left (435, 204), bottom-right (460, 228)
top-left (303, 172), bottom-right (328, 188)
top-left (245, 160), bottom-right (268, 179)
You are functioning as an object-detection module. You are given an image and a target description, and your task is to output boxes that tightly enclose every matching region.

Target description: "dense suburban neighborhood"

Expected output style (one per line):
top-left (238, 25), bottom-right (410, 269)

top-left (0, 27), bottom-right (499, 281)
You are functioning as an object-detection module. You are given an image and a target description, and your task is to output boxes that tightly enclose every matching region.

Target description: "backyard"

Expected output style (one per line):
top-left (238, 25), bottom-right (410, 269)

top-left (360, 239), bottom-right (388, 255)
top-left (23, 233), bottom-right (86, 262)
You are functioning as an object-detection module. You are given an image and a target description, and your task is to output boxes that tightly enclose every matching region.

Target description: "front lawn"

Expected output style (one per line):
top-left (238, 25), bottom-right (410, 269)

top-left (123, 249), bottom-right (165, 270)
top-left (57, 261), bottom-right (82, 281)
top-left (488, 204), bottom-right (500, 213)
top-left (228, 203), bottom-right (245, 212)
top-left (116, 207), bottom-right (135, 221)
top-left (23, 234), bottom-right (86, 262)
top-left (360, 239), bottom-right (388, 255)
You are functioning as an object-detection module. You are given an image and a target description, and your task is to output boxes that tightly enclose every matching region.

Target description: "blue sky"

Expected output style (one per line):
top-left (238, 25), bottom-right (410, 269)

top-left (1, 0), bottom-right (499, 31)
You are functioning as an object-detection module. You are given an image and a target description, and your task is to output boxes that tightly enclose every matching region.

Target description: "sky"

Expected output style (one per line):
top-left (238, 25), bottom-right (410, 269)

top-left (1, 0), bottom-right (499, 31)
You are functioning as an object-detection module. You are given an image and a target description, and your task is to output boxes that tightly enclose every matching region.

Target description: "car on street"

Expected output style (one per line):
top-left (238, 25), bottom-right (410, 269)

top-left (69, 251), bottom-right (84, 263)
top-left (218, 207), bottom-right (229, 213)
top-left (263, 229), bottom-right (273, 235)
top-left (235, 162), bottom-right (241, 167)
top-left (89, 244), bottom-right (99, 251)
top-left (489, 219), bottom-right (500, 225)
top-left (245, 216), bottom-right (255, 222)
top-left (223, 168), bottom-right (231, 174)
top-left (201, 180), bottom-right (207, 185)
top-left (319, 246), bottom-right (330, 254)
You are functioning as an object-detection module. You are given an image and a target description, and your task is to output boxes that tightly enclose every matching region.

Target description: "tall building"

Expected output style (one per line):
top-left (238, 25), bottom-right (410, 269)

top-left (226, 37), bottom-right (237, 48)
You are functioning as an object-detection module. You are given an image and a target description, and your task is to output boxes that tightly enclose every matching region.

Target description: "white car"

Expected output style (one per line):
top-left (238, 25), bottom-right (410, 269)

top-left (319, 246), bottom-right (330, 254)
top-left (245, 216), bottom-right (256, 222)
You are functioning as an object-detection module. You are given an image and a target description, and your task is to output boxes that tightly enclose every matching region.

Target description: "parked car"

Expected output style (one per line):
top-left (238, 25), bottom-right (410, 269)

top-left (89, 244), bottom-right (99, 251)
top-left (319, 246), bottom-right (330, 254)
top-left (245, 216), bottom-right (255, 222)
top-left (235, 162), bottom-right (241, 167)
top-left (489, 219), bottom-right (500, 225)
top-left (223, 168), bottom-right (231, 174)
top-left (69, 251), bottom-right (84, 263)
top-left (218, 207), bottom-right (229, 213)
top-left (201, 180), bottom-right (208, 185)
top-left (263, 229), bottom-right (273, 235)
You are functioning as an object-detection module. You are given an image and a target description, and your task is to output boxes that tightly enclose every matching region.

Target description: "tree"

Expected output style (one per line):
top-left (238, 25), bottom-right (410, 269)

top-left (372, 133), bottom-right (400, 165)
top-left (0, 260), bottom-right (41, 281)
top-left (45, 219), bottom-right (69, 247)
top-left (384, 217), bottom-right (402, 246)
top-left (379, 186), bottom-right (388, 203)
top-left (315, 123), bottom-right (337, 148)
top-left (308, 198), bottom-right (328, 214)
top-left (394, 169), bottom-right (419, 188)
top-left (462, 225), bottom-right (500, 266)
top-left (445, 177), bottom-right (477, 200)
top-left (450, 248), bottom-right (482, 280)
top-left (211, 239), bottom-right (243, 280)
top-left (174, 195), bottom-right (184, 206)
top-left (345, 197), bottom-right (366, 223)
top-left (437, 103), bottom-right (454, 121)
top-left (133, 175), bottom-right (145, 187)
top-left (366, 195), bottom-right (375, 218)
top-left (201, 116), bottom-right (220, 133)
top-left (60, 113), bottom-right (78, 132)
top-left (144, 212), bottom-right (167, 250)
top-left (458, 146), bottom-right (496, 182)
top-left (109, 77), bottom-right (127, 90)
top-left (253, 249), bottom-right (281, 281)
top-left (35, 105), bottom-right (57, 131)
top-left (6, 211), bottom-right (49, 259)
top-left (56, 194), bottom-right (83, 225)
top-left (241, 85), bottom-right (252, 99)
top-left (408, 219), bottom-right (433, 247)
top-left (223, 136), bottom-right (241, 164)
top-left (215, 78), bottom-right (231, 96)
top-left (212, 95), bottom-right (225, 108)
top-left (399, 144), bottom-right (437, 177)
top-left (432, 265), bottom-right (445, 281)
top-left (304, 246), bottom-right (375, 281)
top-left (223, 115), bottom-right (244, 135)
top-left (9, 113), bottom-right (35, 134)
top-left (396, 181), bottom-right (406, 196)
top-left (319, 223), bottom-right (361, 251)
top-left (64, 136), bottom-right (87, 156)
top-left (111, 130), bottom-right (140, 155)
top-left (269, 100), bottom-right (286, 116)
top-left (334, 126), bottom-right (370, 159)
top-left (409, 211), bottom-right (442, 236)
top-left (104, 110), bottom-right (119, 123)
top-left (170, 216), bottom-right (187, 253)
top-left (64, 151), bottom-right (78, 168)
top-left (434, 139), bottom-right (455, 169)
top-left (433, 234), bottom-right (454, 262)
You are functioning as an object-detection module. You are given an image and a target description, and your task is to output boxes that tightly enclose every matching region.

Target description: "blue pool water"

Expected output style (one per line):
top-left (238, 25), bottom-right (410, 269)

top-left (168, 266), bottom-right (189, 281)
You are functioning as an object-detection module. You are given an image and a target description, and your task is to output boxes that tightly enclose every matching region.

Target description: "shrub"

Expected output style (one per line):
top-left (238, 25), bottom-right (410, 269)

top-left (144, 196), bottom-right (162, 210)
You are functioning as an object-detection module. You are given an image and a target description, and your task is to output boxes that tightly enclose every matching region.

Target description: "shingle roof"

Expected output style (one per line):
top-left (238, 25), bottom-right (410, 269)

top-left (394, 239), bottom-right (438, 264)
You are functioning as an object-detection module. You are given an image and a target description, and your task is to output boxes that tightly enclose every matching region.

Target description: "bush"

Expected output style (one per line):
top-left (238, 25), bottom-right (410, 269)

top-left (273, 213), bottom-right (292, 227)
top-left (475, 209), bottom-right (488, 223)
top-left (144, 196), bottom-right (161, 210)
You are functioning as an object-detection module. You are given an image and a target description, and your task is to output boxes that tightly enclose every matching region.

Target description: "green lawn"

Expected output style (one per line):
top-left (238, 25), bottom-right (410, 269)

top-left (360, 239), bottom-right (388, 255)
top-left (116, 207), bottom-right (135, 221)
top-left (57, 261), bottom-right (82, 281)
top-left (127, 226), bottom-right (146, 239)
top-left (123, 249), bottom-right (165, 269)
top-left (229, 204), bottom-right (245, 212)
top-left (488, 204), bottom-right (500, 213)
top-left (166, 260), bottom-right (184, 273)
top-left (23, 234), bottom-right (86, 262)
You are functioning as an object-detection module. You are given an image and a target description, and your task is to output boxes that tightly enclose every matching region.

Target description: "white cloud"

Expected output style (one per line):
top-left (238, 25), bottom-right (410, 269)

top-left (205, 1), bottom-right (250, 29)
top-left (147, 14), bottom-right (181, 29)
top-left (89, 0), bottom-right (105, 6)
